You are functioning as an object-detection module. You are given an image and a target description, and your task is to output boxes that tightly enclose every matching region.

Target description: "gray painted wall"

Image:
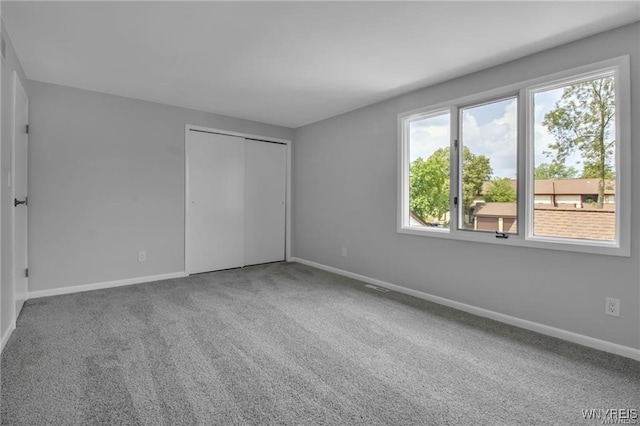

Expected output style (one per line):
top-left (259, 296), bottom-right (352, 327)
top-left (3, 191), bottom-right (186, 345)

top-left (28, 81), bottom-right (293, 292)
top-left (293, 23), bottom-right (640, 349)
top-left (1, 21), bottom-right (29, 341)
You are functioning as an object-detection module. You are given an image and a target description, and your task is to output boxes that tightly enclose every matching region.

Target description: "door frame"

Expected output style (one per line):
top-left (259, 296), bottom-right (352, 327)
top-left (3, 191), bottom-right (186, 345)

top-left (184, 124), bottom-right (292, 275)
top-left (11, 70), bottom-right (28, 321)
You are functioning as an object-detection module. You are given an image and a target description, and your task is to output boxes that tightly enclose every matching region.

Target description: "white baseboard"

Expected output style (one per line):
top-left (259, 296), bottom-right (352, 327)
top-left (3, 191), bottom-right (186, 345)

top-left (1, 321), bottom-right (16, 353)
top-left (291, 257), bottom-right (640, 361)
top-left (27, 271), bottom-right (188, 299)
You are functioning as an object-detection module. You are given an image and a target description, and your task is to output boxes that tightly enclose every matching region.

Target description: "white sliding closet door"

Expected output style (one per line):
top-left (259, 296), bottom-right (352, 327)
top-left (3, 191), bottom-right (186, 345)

top-left (187, 131), bottom-right (245, 274)
top-left (244, 140), bottom-right (287, 266)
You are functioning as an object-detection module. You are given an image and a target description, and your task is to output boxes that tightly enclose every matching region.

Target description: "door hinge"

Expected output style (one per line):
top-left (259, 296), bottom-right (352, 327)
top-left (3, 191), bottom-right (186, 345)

top-left (26, 124), bottom-right (29, 134)
top-left (25, 268), bottom-right (29, 278)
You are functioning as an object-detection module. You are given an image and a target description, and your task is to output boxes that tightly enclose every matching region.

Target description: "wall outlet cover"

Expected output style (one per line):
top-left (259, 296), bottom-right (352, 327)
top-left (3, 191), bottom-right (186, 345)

top-left (605, 297), bottom-right (620, 317)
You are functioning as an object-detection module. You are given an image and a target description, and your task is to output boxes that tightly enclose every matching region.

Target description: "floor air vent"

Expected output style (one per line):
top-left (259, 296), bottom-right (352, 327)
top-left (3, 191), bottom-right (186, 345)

top-left (364, 284), bottom-right (389, 293)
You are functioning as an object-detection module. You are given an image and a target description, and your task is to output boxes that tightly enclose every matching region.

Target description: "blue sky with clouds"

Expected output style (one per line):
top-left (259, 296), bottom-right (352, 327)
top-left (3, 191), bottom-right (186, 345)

top-left (461, 97), bottom-right (517, 179)
top-left (409, 88), bottom-right (611, 179)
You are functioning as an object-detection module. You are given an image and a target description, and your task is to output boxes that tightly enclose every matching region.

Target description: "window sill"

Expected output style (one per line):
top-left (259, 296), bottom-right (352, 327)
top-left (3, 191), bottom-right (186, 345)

top-left (397, 226), bottom-right (629, 257)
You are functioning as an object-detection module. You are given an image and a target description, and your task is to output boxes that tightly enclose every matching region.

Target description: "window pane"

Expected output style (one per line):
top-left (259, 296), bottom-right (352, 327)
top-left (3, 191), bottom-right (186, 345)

top-left (459, 97), bottom-right (518, 234)
top-left (532, 75), bottom-right (616, 242)
top-left (408, 112), bottom-right (451, 229)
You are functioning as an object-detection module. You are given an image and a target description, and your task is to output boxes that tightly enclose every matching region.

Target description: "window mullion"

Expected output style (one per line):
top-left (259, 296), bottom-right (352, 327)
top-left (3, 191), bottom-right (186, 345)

top-left (518, 88), bottom-right (529, 242)
top-left (449, 105), bottom-right (460, 234)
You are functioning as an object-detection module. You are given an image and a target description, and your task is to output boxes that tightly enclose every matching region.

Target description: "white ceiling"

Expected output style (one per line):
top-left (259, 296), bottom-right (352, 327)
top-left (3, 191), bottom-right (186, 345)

top-left (3, 1), bottom-right (639, 128)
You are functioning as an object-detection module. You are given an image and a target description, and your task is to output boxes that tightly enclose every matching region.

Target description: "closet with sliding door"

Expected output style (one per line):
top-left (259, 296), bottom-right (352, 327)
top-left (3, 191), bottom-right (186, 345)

top-left (186, 129), bottom-right (287, 274)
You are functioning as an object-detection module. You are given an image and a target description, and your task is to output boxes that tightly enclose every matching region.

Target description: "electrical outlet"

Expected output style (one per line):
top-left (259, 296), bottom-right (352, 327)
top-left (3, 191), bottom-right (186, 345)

top-left (138, 250), bottom-right (147, 262)
top-left (341, 247), bottom-right (347, 257)
top-left (605, 297), bottom-right (620, 317)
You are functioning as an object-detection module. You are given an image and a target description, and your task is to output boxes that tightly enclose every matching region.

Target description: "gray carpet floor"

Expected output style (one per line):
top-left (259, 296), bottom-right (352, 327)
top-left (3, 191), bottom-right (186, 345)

top-left (1, 262), bottom-right (639, 425)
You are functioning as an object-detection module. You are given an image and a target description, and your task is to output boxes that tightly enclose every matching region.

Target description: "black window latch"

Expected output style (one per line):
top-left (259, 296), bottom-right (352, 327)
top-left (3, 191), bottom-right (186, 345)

top-left (495, 232), bottom-right (509, 239)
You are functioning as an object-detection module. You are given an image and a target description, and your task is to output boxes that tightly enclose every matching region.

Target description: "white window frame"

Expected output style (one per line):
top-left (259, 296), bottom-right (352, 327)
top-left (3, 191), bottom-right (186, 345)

top-left (398, 56), bottom-right (630, 257)
top-left (456, 94), bottom-right (520, 235)
top-left (399, 107), bottom-right (453, 235)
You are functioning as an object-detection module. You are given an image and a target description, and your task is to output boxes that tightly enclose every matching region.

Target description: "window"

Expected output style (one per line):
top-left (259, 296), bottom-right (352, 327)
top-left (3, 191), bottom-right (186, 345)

top-left (530, 73), bottom-right (616, 243)
top-left (398, 56), bottom-right (629, 256)
top-left (407, 110), bottom-right (451, 229)
top-left (459, 97), bottom-right (518, 234)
